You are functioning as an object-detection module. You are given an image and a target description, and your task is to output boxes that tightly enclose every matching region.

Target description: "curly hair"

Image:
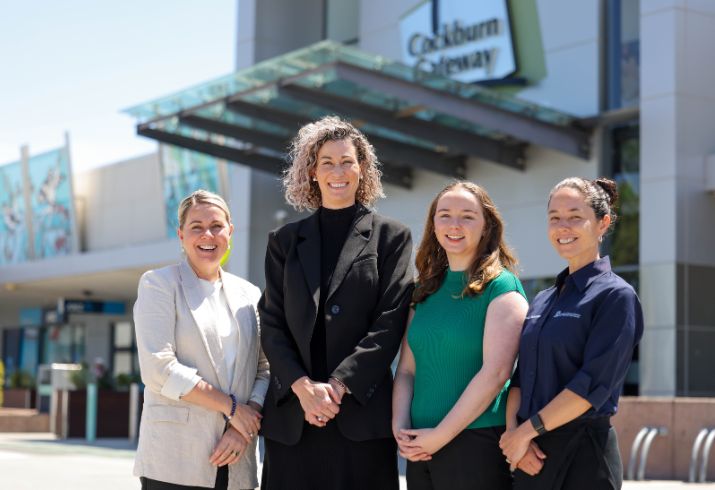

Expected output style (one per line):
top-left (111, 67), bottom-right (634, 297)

top-left (283, 116), bottom-right (384, 211)
top-left (413, 181), bottom-right (518, 304)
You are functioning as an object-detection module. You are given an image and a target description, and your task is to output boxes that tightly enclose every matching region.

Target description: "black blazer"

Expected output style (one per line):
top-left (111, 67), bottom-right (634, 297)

top-left (258, 205), bottom-right (414, 445)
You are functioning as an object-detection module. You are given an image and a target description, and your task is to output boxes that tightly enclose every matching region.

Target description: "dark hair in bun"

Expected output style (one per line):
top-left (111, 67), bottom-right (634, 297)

top-left (549, 177), bottom-right (618, 232)
top-left (593, 177), bottom-right (619, 207)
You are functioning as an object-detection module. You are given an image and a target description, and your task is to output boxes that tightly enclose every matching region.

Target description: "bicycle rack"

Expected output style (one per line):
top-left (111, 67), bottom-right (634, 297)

top-left (626, 426), bottom-right (668, 480)
top-left (689, 427), bottom-right (715, 483)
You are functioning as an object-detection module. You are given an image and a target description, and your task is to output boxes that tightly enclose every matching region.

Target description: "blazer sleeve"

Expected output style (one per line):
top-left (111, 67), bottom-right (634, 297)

top-left (246, 284), bottom-right (270, 407)
top-left (133, 270), bottom-right (201, 401)
top-left (259, 230), bottom-right (309, 402)
top-left (331, 224), bottom-right (414, 405)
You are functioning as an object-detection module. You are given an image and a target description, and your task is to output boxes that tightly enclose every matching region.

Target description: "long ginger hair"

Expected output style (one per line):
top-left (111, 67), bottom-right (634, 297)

top-left (413, 181), bottom-right (518, 304)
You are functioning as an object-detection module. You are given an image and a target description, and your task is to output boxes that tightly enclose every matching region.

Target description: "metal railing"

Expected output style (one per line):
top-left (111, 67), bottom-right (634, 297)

top-left (626, 426), bottom-right (668, 480)
top-left (689, 427), bottom-right (715, 483)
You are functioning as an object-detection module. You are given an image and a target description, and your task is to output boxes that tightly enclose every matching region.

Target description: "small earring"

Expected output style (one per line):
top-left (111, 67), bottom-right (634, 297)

top-left (598, 235), bottom-right (603, 243)
top-left (312, 177), bottom-right (317, 182)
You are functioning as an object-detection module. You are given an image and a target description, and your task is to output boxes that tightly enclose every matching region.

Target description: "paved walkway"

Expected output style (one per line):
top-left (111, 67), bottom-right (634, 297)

top-left (0, 433), bottom-right (713, 489)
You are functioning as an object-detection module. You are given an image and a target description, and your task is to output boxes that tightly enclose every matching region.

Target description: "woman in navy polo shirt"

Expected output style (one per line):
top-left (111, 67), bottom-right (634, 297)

top-left (499, 177), bottom-right (643, 489)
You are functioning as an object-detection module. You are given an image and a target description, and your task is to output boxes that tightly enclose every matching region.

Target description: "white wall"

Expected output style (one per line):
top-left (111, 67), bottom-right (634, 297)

top-left (73, 152), bottom-right (165, 252)
top-left (376, 145), bottom-right (598, 280)
top-left (517, 0), bottom-right (601, 116)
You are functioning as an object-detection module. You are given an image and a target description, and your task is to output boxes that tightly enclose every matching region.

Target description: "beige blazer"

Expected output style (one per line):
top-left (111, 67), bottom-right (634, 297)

top-left (133, 260), bottom-right (269, 489)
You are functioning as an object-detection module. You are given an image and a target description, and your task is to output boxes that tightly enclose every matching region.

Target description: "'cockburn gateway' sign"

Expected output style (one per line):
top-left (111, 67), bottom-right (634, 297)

top-left (400, 0), bottom-right (517, 83)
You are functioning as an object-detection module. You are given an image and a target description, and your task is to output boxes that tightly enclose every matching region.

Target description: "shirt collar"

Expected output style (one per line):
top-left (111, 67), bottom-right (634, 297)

top-left (555, 256), bottom-right (612, 292)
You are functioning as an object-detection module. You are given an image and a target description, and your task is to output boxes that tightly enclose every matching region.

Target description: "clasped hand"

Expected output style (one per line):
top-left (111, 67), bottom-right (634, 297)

top-left (292, 376), bottom-right (341, 427)
top-left (228, 401), bottom-right (262, 441)
top-left (209, 426), bottom-right (248, 467)
top-left (394, 427), bottom-right (448, 462)
top-left (499, 427), bottom-right (546, 476)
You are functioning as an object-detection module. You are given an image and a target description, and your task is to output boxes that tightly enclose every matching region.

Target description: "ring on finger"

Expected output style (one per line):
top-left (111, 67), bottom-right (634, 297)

top-left (249, 432), bottom-right (254, 438)
top-left (316, 415), bottom-right (324, 422)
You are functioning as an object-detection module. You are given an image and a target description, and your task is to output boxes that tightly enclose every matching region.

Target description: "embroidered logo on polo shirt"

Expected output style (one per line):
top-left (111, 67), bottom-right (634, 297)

top-left (553, 310), bottom-right (581, 319)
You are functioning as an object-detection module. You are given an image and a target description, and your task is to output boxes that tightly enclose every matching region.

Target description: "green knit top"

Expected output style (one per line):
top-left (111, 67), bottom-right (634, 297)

top-left (408, 268), bottom-right (526, 430)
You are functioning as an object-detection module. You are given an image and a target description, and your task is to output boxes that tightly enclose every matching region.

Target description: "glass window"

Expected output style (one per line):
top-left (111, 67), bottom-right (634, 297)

top-left (606, 0), bottom-right (640, 110)
top-left (42, 324), bottom-right (85, 364)
top-left (20, 328), bottom-right (40, 374)
top-left (113, 321), bottom-right (133, 349)
top-left (603, 121), bottom-right (640, 395)
top-left (520, 276), bottom-right (555, 302)
top-left (604, 122), bottom-right (639, 275)
top-left (2, 328), bottom-right (23, 380)
top-left (113, 352), bottom-right (132, 377)
top-left (110, 321), bottom-right (137, 378)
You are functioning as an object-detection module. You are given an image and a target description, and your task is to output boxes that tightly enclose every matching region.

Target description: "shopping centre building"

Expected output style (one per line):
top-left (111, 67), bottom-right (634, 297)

top-left (1, 0), bottom-right (714, 399)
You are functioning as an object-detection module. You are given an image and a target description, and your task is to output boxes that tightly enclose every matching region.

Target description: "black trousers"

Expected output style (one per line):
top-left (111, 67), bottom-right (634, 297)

top-left (512, 417), bottom-right (622, 490)
top-left (140, 466), bottom-right (233, 490)
top-left (406, 426), bottom-right (512, 490)
top-left (261, 421), bottom-right (399, 490)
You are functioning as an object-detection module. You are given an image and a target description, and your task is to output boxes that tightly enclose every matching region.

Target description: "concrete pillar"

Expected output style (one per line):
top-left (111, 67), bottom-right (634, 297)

top-left (639, 0), bottom-right (715, 396)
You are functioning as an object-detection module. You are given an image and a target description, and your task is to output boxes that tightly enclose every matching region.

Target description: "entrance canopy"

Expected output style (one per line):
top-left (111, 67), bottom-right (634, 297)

top-left (125, 41), bottom-right (591, 188)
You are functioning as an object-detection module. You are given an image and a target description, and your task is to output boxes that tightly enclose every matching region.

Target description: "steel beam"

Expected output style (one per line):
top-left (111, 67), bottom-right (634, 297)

top-left (180, 115), bottom-right (288, 153)
top-left (278, 83), bottom-right (526, 168)
top-left (137, 125), bottom-right (412, 189)
top-left (226, 100), bottom-right (465, 177)
top-left (332, 62), bottom-right (591, 159)
top-left (138, 126), bottom-right (285, 175)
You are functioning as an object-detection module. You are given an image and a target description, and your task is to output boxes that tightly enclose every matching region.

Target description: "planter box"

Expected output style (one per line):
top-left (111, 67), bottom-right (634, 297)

top-left (1, 388), bottom-right (36, 409)
top-left (65, 389), bottom-right (136, 438)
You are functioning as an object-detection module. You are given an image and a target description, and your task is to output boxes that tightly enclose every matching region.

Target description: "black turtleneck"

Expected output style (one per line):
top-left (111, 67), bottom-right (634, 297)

top-left (310, 204), bottom-right (357, 381)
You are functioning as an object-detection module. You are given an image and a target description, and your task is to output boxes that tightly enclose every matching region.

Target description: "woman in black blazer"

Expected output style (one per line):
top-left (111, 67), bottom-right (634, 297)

top-left (258, 116), bottom-right (414, 490)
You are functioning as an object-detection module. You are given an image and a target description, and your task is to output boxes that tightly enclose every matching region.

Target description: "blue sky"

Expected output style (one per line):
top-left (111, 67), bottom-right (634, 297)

top-left (0, 0), bottom-right (236, 172)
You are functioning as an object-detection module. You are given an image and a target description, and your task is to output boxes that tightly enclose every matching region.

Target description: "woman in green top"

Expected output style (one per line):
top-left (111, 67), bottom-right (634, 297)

top-left (393, 181), bottom-right (529, 489)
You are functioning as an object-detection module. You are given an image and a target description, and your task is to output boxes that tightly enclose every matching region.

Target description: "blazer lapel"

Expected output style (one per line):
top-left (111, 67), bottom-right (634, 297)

top-left (326, 206), bottom-right (373, 301)
top-left (179, 260), bottom-right (229, 392)
top-left (297, 211), bottom-right (321, 311)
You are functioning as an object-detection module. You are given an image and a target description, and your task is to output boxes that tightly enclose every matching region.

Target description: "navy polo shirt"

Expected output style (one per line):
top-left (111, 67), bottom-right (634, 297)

top-left (513, 256), bottom-right (643, 421)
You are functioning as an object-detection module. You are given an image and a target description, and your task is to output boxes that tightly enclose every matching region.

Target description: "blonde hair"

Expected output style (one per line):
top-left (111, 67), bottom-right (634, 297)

top-left (283, 116), bottom-right (384, 211)
top-left (413, 181), bottom-right (518, 304)
top-left (177, 189), bottom-right (231, 228)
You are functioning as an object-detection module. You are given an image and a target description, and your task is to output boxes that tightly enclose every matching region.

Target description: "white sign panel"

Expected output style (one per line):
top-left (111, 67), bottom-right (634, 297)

top-left (400, 0), bottom-right (517, 83)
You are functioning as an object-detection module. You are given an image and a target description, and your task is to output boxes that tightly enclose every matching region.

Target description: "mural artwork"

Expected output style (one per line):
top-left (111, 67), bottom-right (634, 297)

top-left (28, 148), bottom-right (76, 259)
top-left (0, 160), bottom-right (29, 264)
top-left (161, 145), bottom-right (222, 237)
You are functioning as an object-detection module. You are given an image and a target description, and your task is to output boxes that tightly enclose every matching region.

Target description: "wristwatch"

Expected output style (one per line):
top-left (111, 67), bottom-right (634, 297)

top-left (530, 413), bottom-right (547, 436)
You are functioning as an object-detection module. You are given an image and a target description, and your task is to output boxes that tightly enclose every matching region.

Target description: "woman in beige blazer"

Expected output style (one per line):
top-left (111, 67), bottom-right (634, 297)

top-left (133, 189), bottom-right (269, 490)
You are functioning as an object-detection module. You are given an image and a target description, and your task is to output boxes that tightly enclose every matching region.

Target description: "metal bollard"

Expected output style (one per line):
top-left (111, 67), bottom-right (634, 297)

top-left (637, 427), bottom-right (668, 481)
top-left (699, 429), bottom-right (715, 483)
top-left (128, 383), bottom-right (139, 443)
top-left (689, 428), bottom-right (710, 482)
top-left (86, 383), bottom-right (97, 442)
top-left (627, 427), bottom-right (650, 480)
top-left (626, 426), bottom-right (668, 480)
